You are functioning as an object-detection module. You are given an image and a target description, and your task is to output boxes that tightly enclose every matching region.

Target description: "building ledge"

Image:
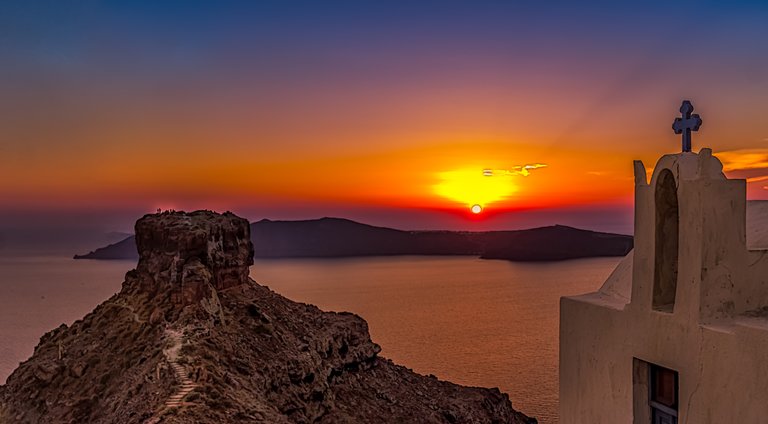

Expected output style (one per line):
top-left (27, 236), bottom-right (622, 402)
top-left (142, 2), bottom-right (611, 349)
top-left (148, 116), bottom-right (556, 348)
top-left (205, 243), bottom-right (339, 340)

top-left (734, 317), bottom-right (768, 332)
top-left (563, 292), bottom-right (628, 311)
top-left (699, 312), bottom-right (768, 334)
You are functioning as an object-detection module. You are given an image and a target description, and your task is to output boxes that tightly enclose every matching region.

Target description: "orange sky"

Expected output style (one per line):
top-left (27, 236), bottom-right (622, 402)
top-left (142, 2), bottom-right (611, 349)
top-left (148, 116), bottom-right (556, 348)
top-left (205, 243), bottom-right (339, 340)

top-left (2, 2), bottom-right (768, 235)
top-left (3, 112), bottom-right (766, 218)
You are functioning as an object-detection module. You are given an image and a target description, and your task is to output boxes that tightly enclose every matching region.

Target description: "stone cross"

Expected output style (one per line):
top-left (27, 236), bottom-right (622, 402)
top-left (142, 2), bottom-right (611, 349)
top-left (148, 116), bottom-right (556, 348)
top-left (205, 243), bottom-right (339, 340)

top-left (672, 100), bottom-right (702, 152)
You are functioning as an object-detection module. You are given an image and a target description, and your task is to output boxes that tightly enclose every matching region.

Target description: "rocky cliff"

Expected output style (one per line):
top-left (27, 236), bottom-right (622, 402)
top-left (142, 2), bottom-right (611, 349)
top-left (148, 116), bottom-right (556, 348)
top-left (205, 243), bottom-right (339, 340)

top-left (1, 210), bottom-right (536, 424)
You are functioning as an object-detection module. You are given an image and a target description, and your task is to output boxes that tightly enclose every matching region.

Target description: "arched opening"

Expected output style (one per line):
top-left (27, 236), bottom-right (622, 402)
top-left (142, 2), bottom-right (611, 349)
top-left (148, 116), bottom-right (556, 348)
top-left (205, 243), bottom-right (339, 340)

top-left (653, 169), bottom-right (679, 312)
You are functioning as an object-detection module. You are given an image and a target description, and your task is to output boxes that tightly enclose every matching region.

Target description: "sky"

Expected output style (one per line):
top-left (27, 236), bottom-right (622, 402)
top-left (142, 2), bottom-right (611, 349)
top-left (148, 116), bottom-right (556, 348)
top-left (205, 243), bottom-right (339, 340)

top-left (2, 1), bottom-right (768, 245)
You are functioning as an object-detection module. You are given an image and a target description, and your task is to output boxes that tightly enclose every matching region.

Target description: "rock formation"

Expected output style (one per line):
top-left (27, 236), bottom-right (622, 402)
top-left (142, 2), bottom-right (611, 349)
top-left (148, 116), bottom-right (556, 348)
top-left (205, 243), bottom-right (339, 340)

top-left (1, 210), bottom-right (536, 424)
top-left (133, 211), bottom-right (253, 307)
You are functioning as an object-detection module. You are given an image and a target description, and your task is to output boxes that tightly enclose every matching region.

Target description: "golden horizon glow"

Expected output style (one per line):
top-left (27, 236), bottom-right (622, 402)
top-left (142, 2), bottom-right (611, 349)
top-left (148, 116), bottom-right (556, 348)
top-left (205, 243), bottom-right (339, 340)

top-left (0, 141), bottom-right (641, 212)
top-left (8, 141), bottom-right (768, 214)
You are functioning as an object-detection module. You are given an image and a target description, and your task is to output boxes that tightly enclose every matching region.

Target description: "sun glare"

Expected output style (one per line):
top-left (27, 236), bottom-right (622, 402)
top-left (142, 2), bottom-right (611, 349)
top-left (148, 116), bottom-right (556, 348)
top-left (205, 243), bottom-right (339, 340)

top-left (433, 168), bottom-right (517, 210)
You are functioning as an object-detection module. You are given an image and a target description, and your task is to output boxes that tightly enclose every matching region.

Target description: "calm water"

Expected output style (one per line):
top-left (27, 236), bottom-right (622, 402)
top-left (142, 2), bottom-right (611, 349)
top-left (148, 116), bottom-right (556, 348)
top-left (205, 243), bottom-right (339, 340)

top-left (0, 255), bottom-right (132, 384)
top-left (0, 254), bottom-right (620, 423)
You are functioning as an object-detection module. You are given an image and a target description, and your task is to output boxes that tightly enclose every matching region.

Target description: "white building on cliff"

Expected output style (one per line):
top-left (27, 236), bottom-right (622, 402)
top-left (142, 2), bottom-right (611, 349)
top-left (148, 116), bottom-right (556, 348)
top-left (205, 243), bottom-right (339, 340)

top-left (560, 102), bottom-right (768, 423)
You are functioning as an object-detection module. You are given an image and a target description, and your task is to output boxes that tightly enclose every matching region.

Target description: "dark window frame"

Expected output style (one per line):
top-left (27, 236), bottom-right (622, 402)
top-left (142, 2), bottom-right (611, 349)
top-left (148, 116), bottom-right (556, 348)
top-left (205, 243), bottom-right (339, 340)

top-left (649, 363), bottom-right (679, 421)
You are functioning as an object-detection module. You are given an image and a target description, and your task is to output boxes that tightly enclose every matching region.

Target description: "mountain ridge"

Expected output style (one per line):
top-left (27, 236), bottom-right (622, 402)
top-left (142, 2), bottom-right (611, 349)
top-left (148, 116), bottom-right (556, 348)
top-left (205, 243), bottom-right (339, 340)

top-left (74, 217), bottom-right (633, 261)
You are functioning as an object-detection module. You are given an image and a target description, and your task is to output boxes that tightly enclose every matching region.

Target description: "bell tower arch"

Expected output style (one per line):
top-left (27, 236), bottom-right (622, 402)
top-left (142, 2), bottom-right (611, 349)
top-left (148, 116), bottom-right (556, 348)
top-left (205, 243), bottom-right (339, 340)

top-left (652, 168), bottom-right (679, 312)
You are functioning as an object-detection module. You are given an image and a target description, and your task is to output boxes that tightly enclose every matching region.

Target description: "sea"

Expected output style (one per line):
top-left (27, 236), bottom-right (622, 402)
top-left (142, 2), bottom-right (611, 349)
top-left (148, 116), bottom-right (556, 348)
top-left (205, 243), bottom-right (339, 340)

top-left (0, 252), bottom-right (621, 424)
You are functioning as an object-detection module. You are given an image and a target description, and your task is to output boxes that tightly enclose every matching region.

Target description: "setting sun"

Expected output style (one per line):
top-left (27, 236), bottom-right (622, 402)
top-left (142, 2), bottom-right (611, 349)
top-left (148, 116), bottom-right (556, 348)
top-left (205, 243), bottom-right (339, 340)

top-left (433, 168), bottom-right (519, 210)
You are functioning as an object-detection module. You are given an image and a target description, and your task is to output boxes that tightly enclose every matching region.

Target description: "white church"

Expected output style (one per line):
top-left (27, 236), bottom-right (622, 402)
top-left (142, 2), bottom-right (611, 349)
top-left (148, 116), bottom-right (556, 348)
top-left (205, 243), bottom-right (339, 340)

top-left (560, 101), bottom-right (768, 424)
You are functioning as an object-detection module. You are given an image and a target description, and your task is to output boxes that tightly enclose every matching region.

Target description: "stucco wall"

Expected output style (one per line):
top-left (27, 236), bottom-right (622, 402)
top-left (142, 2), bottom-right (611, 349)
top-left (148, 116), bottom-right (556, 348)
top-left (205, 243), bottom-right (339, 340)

top-left (560, 150), bottom-right (768, 423)
top-left (561, 296), bottom-right (768, 423)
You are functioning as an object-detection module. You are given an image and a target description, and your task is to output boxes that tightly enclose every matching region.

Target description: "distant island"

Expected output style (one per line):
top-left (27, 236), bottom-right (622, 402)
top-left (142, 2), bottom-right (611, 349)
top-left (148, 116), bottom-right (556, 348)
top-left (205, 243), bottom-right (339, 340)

top-left (74, 217), bottom-right (633, 262)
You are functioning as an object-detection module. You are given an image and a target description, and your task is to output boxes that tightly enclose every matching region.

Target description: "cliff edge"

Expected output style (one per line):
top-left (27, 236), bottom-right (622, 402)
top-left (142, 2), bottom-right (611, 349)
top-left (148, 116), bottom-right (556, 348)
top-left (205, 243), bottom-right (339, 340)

top-left (1, 210), bottom-right (536, 424)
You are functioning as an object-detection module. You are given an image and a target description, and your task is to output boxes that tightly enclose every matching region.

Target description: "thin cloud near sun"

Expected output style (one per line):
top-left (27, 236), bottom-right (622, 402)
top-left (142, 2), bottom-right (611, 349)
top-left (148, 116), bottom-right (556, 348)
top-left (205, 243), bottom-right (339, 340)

top-left (716, 149), bottom-right (768, 172)
top-left (482, 163), bottom-right (548, 177)
top-left (715, 149), bottom-right (768, 192)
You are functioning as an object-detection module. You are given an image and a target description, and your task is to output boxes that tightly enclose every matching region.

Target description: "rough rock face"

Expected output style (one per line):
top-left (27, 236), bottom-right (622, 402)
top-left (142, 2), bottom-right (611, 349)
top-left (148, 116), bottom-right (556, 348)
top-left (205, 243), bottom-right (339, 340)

top-left (134, 211), bottom-right (254, 303)
top-left (1, 211), bottom-right (536, 424)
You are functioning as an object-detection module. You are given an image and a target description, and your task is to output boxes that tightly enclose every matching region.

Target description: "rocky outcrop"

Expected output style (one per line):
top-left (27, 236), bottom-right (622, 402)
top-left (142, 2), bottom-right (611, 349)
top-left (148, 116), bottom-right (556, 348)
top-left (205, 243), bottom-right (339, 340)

top-left (2, 210), bottom-right (536, 424)
top-left (134, 211), bottom-right (254, 301)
